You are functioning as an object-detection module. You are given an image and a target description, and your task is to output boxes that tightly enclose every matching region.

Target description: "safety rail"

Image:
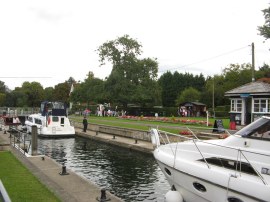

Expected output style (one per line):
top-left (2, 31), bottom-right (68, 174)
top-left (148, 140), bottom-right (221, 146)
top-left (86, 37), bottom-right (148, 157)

top-left (153, 128), bottom-right (269, 185)
top-left (8, 127), bottom-right (32, 156)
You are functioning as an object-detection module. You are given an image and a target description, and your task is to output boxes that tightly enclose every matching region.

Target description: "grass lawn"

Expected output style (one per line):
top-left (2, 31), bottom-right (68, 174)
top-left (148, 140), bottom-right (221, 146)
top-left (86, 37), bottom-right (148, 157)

top-left (70, 115), bottom-right (230, 133)
top-left (0, 151), bottom-right (60, 202)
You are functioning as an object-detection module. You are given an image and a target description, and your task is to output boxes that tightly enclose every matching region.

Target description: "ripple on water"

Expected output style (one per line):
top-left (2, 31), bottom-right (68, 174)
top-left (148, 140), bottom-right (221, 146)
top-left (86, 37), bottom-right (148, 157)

top-left (37, 137), bottom-right (170, 201)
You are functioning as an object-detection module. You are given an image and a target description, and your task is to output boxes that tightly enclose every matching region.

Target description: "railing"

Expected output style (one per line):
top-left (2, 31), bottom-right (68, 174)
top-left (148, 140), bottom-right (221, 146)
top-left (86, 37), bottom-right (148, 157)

top-left (153, 128), bottom-right (269, 185)
top-left (8, 127), bottom-right (32, 156)
top-left (0, 107), bottom-right (40, 117)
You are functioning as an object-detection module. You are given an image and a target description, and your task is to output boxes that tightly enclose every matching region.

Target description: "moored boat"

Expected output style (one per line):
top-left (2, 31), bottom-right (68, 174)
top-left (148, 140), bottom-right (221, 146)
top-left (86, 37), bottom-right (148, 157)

top-left (25, 101), bottom-right (75, 138)
top-left (151, 116), bottom-right (270, 202)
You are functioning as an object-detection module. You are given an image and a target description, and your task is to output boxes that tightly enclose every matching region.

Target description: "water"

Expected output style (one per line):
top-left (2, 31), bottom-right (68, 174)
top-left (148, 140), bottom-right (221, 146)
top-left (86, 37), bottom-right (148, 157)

top-left (37, 137), bottom-right (170, 202)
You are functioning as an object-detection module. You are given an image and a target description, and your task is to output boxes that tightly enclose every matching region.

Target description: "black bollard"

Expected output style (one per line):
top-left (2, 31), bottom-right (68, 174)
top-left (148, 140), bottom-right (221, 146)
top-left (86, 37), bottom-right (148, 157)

top-left (59, 163), bottom-right (69, 175)
top-left (96, 131), bottom-right (98, 136)
top-left (134, 139), bottom-right (138, 144)
top-left (112, 135), bottom-right (115, 139)
top-left (96, 188), bottom-right (111, 202)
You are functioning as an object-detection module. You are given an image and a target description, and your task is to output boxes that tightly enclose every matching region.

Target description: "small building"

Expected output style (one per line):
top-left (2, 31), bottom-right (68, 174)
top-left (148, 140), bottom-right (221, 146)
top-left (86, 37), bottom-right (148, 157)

top-left (179, 101), bottom-right (206, 117)
top-left (225, 80), bottom-right (270, 125)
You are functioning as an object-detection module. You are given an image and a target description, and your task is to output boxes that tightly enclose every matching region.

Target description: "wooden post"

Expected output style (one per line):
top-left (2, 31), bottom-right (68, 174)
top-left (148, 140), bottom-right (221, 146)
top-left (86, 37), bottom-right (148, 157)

top-left (31, 125), bottom-right (38, 156)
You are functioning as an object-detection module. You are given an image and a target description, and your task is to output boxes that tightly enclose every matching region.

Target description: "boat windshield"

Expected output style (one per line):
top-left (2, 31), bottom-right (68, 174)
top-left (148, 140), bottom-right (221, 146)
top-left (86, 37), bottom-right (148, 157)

top-left (52, 102), bottom-right (65, 109)
top-left (235, 117), bottom-right (270, 139)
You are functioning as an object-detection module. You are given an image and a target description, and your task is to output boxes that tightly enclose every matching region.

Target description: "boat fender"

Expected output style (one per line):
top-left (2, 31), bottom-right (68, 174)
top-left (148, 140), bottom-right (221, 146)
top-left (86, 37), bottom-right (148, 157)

top-left (164, 188), bottom-right (183, 202)
top-left (150, 128), bottom-right (160, 147)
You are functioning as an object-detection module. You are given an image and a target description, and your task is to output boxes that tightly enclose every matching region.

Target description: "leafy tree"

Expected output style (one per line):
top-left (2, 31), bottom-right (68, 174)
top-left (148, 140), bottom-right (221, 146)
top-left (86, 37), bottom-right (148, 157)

top-left (175, 87), bottom-right (201, 104)
top-left (158, 72), bottom-right (175, 107)
top-left (0, 81), bottom-right (6, 93)
top-left (44, 87), bottom-right (54, 101)
top-left (258, 7), bottom-right (270, 39)
top-left (257, 63), bottom-right (270, 78)
top-left (53, 82), bottom-right (70, 103)
top-left (21, 82), bottom-right (44, 107)
top-left (70, 72), bottom-right (105, 106)
top-left (97, 35), bottom-right (160, 107)
top-left (67, 77), bottom-right (76, 85)
top-left (158, 71), bottom-right (206, 107)
top-left (0, 93), bottom-right (6, 106)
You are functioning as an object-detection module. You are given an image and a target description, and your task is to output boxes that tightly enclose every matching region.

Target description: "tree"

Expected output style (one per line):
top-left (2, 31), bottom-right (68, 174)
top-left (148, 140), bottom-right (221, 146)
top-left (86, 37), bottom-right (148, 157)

top-left (53, 82), bottom-right (70, 103)
top-left (158, 71), bottom-right (206, 107)
top-left (175, 87), bottom-right (201, 104)
top-left (21, 82), bottom-right (44, 107)
top-left (258, 7), bottom-right (270, 40)
top-left (0, 93), bottom-right (6, 107)
top-left (44, 87), bottom-right (54, 101)
top-left (97, 35), bottom-right (160, 107)
top-left (158, 71), bottom-right (175, 107)
top-left (0, 81), bottom-right (6, 93)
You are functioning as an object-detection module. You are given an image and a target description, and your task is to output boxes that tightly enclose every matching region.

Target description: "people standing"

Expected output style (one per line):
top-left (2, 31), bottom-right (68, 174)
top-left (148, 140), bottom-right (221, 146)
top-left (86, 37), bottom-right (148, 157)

top-left (83, 116), bottom-right (88, 132)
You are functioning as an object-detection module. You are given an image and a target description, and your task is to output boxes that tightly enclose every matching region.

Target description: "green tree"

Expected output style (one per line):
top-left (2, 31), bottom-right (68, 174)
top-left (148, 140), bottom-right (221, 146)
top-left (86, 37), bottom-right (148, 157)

top-left (158, 71), bottom-right (175, 107)
top-left (0, 81), bottom-right (6, 93)
top-left (21, 82), bottom-right (44, 107)
top-left (258, 6), bottom-right (270, 39)
top-left (70, 72), bottom-right (105, 106)
top-left (44, 87), bottom-right (54, 101)
top-left (0, 93), bottom-right (6, 106)
top-left (97, 35), bottom-right (160, 107)
top-left (53, 82), bottom-right (70, 103)
top-left (175, 87), bottom-right (201, 104)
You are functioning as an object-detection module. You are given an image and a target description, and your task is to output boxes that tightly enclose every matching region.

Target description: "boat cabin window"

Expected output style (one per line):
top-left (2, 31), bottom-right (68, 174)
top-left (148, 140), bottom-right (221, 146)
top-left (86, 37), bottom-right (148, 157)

top-left (52, 117), bottom-right (59, 122)
top-left (198, 157), bottom-right (257, 175)
top-left (34, 118), bottom-right (42, 125)
top-left (28, 117), bottom-right (33, 123)
top-left (61, 118), bottom-right (64, 125)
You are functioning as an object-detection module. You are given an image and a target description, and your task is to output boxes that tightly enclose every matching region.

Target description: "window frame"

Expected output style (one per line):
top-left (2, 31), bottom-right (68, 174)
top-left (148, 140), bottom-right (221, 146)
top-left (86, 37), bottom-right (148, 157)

top-left (230, 99), bottom-right (242, 112)
top-left (253, 98), bottom-right (270, 113)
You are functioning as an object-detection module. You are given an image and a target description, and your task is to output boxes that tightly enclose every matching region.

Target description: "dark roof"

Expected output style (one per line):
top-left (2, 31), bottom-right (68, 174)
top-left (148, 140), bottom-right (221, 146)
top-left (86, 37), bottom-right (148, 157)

top-left (225, 81), bottom-right (270, 96)
top-left (180, 102), bottom-right (205, 106)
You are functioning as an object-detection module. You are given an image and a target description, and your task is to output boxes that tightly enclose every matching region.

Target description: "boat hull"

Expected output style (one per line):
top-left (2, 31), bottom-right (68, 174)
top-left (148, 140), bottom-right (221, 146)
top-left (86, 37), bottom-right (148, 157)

top-left (156, 159), bottom-right (269, 202)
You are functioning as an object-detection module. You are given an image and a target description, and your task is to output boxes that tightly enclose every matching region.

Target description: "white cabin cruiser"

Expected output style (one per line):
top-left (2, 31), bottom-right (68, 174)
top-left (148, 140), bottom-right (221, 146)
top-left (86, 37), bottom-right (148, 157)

top-left (151, 116), bottom-right (270, 202)
top-left (25, 101), bottom-right (75, 138)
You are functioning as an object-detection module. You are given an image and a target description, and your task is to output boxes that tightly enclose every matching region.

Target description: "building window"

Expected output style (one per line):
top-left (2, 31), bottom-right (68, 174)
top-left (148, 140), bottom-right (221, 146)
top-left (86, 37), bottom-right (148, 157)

top-left (253, 99), bottom-right (270, 113)
top-left (231, 99), bottom-right (242, 112)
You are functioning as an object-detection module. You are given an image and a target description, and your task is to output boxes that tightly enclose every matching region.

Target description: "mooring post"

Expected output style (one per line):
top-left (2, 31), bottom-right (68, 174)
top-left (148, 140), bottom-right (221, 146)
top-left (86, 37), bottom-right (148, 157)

top-left (96, 188), bottom-right (110, 202)
top-left (59, 163), bottom-right (69, 175)
top-left (31, 125), bottom-right (38, 156)
top-left (96, 131), bottom-right (98, 135)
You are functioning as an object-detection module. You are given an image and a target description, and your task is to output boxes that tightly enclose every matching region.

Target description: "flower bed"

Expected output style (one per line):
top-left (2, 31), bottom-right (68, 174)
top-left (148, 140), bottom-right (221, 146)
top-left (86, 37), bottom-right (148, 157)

top-left (118, 115), bottom-right (212, 127)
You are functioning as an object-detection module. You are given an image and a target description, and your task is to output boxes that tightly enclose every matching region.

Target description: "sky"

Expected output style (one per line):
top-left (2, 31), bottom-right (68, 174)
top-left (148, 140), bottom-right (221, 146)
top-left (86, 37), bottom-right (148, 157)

top-left (1, 0), bottom-right (270, 90)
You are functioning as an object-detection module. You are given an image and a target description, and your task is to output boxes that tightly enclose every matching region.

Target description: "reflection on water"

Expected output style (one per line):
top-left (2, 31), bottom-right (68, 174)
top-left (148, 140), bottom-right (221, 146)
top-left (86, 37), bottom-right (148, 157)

top-left (37, 137), bottom-right (170, 202)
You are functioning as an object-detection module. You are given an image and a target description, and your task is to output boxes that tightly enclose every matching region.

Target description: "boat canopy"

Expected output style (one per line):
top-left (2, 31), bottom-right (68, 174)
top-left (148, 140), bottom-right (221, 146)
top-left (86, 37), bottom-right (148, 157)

top-left (40, 101), bottom-right (67, 117)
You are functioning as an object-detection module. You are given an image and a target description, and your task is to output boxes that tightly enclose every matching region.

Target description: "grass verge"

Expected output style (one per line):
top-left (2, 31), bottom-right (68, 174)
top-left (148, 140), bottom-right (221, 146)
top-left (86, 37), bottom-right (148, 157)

top-left (0, 151), bottom-right (60, 202)
top-left (71, 115), bottom-right (230, 132)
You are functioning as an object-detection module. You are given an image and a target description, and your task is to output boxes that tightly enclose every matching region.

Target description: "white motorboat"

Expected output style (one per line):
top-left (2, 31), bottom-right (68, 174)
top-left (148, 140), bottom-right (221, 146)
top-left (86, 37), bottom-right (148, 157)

top-left (151, 116), bottom-right (270, 202)
top-left (25, 101), bottom-right (75, 138)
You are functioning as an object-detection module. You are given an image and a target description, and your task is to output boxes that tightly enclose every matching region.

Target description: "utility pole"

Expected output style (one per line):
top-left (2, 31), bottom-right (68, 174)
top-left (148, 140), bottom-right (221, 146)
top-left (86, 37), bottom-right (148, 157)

top-left (252, 42), bottom-right (255, 82)
top-left (212, 77), bottom-right (215, 118)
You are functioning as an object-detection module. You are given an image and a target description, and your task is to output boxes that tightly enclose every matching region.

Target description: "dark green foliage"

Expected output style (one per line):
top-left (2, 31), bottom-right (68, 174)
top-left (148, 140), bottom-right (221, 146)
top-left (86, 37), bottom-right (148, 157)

top-left (258, 7), bottom-right (270, 39)
top-left (158, 71), bottom-right (206, 107)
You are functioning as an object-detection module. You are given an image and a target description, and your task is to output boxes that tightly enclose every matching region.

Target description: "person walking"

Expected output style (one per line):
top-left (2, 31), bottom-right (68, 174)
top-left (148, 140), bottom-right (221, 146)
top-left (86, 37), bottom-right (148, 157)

top-left (82, 116), bottom-right (88, 132)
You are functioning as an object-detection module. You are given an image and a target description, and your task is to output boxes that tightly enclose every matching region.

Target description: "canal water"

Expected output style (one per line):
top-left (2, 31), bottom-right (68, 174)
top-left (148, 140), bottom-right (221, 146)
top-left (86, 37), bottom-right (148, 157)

top-left (37, 136), bottom-right (170, 202)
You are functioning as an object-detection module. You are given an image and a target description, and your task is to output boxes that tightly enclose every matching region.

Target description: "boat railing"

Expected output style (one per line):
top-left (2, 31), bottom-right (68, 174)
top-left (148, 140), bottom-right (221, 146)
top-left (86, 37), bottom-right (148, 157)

top-left (152, 128), bottom-right (269, 185)
top-left (8, 127), bottom-right (32, 156)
